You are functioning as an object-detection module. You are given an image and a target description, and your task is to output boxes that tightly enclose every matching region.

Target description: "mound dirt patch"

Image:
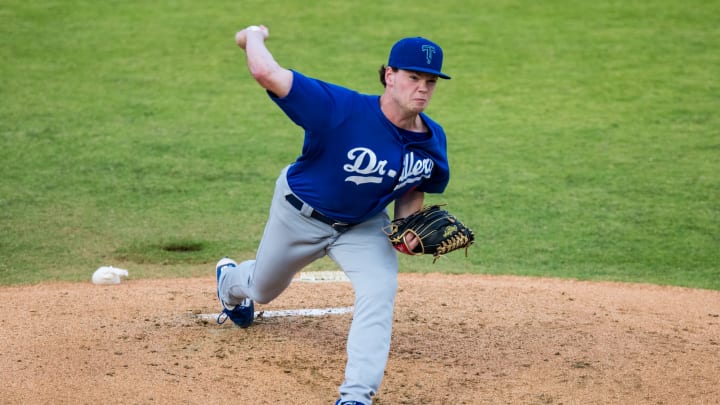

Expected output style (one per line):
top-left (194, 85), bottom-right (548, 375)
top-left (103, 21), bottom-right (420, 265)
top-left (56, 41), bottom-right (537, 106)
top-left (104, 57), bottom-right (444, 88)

top-left (1, 273), bottom-right (718, 404)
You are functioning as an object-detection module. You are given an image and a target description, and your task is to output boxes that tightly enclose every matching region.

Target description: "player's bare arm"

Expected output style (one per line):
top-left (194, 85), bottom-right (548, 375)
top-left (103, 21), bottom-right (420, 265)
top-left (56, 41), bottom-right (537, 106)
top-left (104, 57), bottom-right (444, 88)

top-left (235, 25), bottom-right (293, 98)
top-left (393, 189), bottom-right (425, 250)
top-left (394, 189), bottom-right (424, 219)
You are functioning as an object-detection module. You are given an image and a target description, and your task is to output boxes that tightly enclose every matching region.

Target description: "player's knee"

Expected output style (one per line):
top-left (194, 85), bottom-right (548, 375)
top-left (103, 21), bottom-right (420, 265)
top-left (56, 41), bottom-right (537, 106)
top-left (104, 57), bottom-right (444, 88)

top-left (356, 274), bottom-right (398, 303)
top-left (252, 293), bottom-right (274, 305)
top-left (251, 287), bottom-right (284, 305)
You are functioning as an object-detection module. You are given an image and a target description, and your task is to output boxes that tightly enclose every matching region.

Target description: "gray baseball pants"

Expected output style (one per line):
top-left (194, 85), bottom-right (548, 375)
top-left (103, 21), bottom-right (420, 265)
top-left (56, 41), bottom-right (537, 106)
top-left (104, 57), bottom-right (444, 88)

top-left (217, 166), bottom-right (398, 404)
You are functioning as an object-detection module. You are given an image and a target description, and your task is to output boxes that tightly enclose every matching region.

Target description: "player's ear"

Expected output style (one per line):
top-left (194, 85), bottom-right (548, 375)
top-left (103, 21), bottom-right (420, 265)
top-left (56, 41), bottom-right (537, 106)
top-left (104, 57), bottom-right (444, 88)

top-left (384, 67), bottom-right (395, 86)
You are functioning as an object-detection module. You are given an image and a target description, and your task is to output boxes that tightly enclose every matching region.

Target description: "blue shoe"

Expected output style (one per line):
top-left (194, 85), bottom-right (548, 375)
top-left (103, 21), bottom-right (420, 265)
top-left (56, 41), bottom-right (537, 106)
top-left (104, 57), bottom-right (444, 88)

top-left (335, 400), bottom-right (365, 405)
top-left (215, 258), bottom-right (254, 328)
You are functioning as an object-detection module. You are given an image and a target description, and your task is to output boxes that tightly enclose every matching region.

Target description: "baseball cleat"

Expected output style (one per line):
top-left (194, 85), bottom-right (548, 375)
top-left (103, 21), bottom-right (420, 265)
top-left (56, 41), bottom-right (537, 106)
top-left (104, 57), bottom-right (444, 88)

top-left (335, 400), bottom-right (365, 405)
top-left (215, 258), bottom-right (254, 328)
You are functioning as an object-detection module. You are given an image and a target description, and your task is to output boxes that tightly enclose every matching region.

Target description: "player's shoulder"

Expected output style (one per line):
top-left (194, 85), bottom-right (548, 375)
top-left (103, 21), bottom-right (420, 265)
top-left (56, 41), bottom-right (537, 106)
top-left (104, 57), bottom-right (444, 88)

top-left (420, 113), bottom-right (446, 141)
top-left (420, 112), bottom-right (443, 130)
top-left (295, 71), bottom-right (360, 94)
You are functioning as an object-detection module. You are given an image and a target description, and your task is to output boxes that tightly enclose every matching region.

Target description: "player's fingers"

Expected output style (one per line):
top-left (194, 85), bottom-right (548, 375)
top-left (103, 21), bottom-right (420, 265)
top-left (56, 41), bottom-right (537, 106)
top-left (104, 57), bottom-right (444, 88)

top-left (258, 24), bottom-right (270, 37)
top-left (235, 25), bottom-right (268, 48)
top-left (404, 233), bottom-right (420, 250)
top-left (234, 30), bottom-right (247, 48)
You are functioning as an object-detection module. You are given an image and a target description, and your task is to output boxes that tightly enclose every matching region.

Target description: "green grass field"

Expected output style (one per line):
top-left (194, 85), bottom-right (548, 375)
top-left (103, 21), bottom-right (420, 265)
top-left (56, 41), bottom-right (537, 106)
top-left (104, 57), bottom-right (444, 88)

top-left (1, 0), bottom-right (718, 289)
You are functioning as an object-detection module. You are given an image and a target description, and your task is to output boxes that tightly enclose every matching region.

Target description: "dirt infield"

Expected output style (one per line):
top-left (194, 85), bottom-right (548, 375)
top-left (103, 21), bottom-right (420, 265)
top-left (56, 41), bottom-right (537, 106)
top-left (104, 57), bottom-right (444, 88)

top-left (1, 273), bottom-right (718, 404)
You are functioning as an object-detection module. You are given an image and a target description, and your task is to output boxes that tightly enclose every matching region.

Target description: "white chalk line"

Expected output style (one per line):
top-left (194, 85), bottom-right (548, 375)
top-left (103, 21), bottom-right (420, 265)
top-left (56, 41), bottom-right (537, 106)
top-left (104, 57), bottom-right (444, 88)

top-left (197, 306), bottom-right (354, 320)
top-left (199, 271), bottom-right (352, 320)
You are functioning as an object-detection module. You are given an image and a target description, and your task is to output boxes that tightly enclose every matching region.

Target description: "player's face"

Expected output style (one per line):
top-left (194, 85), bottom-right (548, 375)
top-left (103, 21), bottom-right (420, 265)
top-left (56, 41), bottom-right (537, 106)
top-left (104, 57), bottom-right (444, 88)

top-left (387, 69), bottom-right (438, 113)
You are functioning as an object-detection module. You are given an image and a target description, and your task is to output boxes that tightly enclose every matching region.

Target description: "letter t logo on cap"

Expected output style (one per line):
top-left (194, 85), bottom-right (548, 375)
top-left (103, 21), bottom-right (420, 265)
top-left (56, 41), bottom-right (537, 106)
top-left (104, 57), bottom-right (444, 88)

top-left (421, 45), bottom-right (436, 64)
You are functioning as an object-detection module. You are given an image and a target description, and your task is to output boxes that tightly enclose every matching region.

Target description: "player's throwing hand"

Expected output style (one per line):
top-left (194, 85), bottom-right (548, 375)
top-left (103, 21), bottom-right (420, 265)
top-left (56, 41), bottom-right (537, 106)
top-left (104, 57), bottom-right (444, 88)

top-left (235, 25), bottom-right (269, 49)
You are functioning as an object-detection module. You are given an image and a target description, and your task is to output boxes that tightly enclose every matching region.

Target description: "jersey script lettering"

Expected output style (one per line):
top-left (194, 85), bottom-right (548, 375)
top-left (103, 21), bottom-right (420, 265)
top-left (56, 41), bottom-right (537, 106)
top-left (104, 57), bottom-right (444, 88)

top-left (395, 151), bottom-right (434, 190)
top-left (343, 147), bottom-right (433, 189)
top-left (344, 147), bottom-right (392, 185)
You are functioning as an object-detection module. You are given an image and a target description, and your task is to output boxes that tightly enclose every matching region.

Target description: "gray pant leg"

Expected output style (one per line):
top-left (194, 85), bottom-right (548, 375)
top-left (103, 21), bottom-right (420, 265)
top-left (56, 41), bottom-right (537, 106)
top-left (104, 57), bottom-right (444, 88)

top-left (329, 213), bottom-right (399, 405)
top-left (219, 168), bottom-right (333, 305)
top-left (219, 166), bottom-right (399, 404)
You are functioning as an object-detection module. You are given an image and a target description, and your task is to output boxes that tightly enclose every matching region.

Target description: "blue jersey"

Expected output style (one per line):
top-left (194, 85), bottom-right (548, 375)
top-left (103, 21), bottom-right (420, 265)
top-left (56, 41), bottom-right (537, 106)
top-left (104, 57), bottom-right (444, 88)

top-left (270, 71), bottom-right (450, 223)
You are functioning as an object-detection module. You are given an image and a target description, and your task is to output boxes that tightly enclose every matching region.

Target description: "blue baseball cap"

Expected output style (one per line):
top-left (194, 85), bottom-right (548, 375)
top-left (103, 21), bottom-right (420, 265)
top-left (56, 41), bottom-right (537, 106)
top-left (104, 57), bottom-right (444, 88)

top-left (387, 37), bottom-right (451, 80)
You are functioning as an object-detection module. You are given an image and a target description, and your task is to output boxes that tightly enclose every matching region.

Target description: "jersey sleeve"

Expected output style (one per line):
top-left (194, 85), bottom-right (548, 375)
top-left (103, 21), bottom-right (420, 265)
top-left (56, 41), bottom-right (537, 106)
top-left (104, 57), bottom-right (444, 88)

top-left (416, 118), bottom-right (450, 194)
top-left (268, 70), bottom-right (355, 132)
top-left (416, 167), bottom-right (449, 193)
